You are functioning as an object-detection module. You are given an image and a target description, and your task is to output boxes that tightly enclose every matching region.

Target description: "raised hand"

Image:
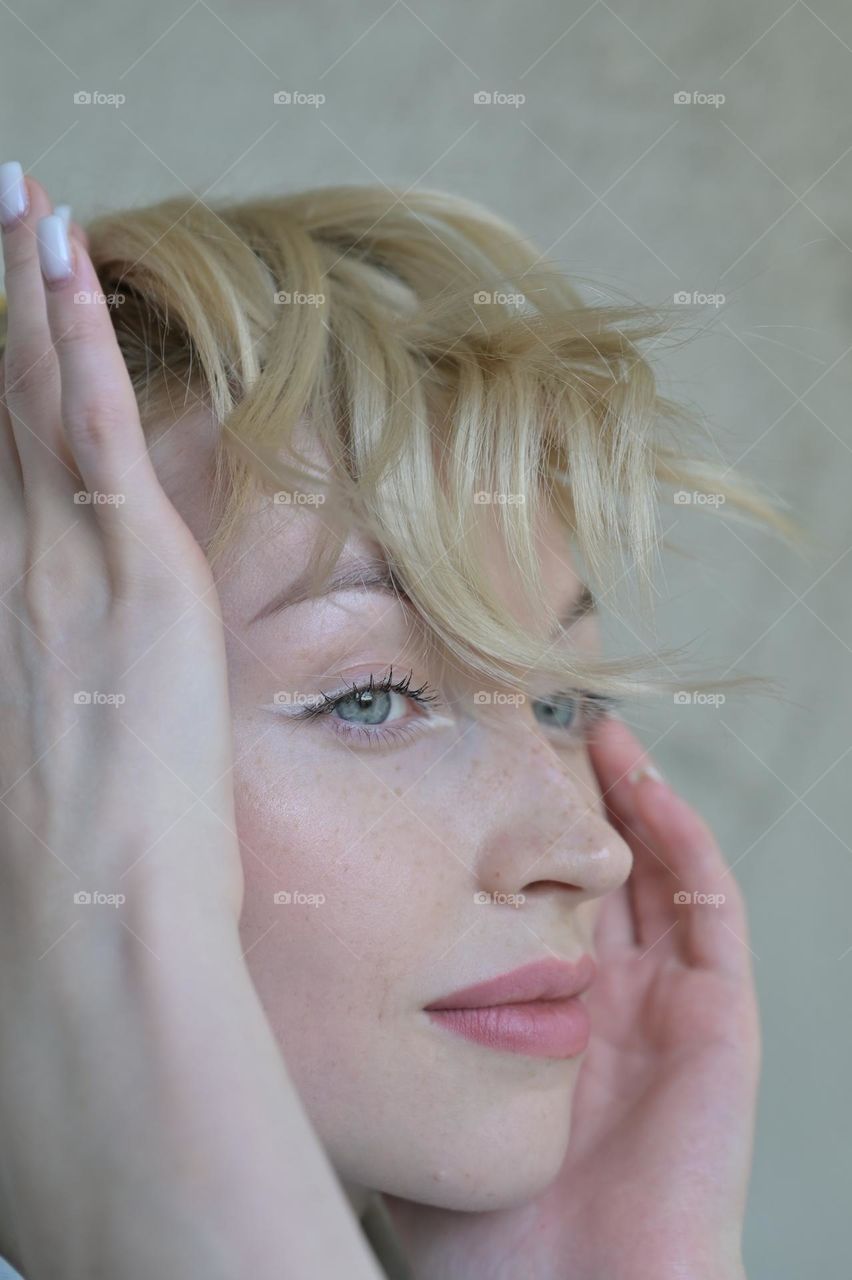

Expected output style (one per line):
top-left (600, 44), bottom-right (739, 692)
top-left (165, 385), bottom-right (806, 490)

top-left (384, 713), bottom-right (759, 1280)
top-left (0, 164), bottom-right (381, 1280)
top-left (546, 713), bottom-right (760, 1279)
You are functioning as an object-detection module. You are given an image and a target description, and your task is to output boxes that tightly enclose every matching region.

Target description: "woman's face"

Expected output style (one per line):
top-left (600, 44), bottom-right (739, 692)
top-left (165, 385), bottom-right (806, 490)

top-left (152, 408), bottom-right (633, 1212)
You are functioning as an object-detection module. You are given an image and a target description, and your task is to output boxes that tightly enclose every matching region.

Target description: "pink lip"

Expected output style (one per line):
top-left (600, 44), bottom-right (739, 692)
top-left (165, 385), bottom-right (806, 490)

top-left (424, 955), bottom-right (596, 1060)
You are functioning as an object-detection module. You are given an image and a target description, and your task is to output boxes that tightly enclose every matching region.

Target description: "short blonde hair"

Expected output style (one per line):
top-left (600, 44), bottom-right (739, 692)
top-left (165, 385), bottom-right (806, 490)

top-left (2, 185), bottom-right (806, 703)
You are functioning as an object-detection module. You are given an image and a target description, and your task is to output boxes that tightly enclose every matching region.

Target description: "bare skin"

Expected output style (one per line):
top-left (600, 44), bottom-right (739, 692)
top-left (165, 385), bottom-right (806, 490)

top-left (385, 715), bottom-right (759, 1279)
top-left (0, 176), bottom-right (384, 1278)
top-left (0, 170), bottom-right (760, 1279)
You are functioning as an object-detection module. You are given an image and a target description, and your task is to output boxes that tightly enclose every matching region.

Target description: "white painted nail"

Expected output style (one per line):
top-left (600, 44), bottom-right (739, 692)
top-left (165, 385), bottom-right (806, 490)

top-left (37, 213), bottom-right (73, 282)
top-left (628, 763), bottom-right (664, 786)
top-left (0, 161), bottom-right (28, 228)
top-left (54, 204), bottom-right (72, 229)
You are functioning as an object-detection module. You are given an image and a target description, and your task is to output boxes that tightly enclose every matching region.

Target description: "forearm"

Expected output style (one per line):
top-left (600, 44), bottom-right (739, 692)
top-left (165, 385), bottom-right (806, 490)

top-left (2, 890), bottom-right (383, 1280)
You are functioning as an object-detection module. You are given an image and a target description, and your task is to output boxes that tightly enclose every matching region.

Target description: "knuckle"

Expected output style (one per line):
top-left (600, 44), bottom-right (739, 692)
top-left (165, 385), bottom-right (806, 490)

top-left (57, 309), bottom-right (104, 352)
top-left (19, 552), bottom-right (107, 640)
top-left (1, 249), bottom-right (38, 289)
top-left (63, 395), bottom-right (125, 452)
top-left (113, 518), bottom-right (215, 607)
top-left (19, 569), bottom-right (62, 637)
top-left (3, 344), bottom-right (57, 404)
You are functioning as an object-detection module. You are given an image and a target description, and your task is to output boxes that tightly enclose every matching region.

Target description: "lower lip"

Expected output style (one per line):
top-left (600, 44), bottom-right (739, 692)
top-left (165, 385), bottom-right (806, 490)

top-left (427, 995), bottom-right (590, 1059)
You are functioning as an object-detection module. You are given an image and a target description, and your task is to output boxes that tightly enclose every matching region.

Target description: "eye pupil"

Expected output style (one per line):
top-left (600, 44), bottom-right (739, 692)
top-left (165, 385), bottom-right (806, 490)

top-left (532, 693), bottom-right (577, 729)
top-left (336, 689), bottom-right (392, 725)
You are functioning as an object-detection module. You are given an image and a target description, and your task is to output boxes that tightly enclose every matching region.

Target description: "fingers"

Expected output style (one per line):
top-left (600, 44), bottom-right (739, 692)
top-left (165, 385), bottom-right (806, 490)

top-left (2, 162), bottom-right (188, 595)
top-left (0, 353), bottom-right (24, 507)
top-left (51, 202), bottom-right (90, 252)
top-left (586, 711), bottom-right (663, 850)
top-left (588, 714), bottom-right (752, 977)
top-left (587, 715), bottom-right (676, 950)
top-left (593, 882), bottom-right (637, 952)
top-left (631, 770), bottom-right (752, 977)
top-left (34, 209), bottom-right (158, 516)
top-left (0, 165), bottom-right (78, 517)
top-left (34, 206), bottom-right (198, 589)
top-left (70, 218), bottom-right (90, 252)
top-left (587, 713), bottom-right (679, 856)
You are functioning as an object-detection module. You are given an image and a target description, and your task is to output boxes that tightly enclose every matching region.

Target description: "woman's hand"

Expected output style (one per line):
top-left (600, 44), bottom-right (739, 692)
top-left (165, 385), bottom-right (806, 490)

top-left (543, 713), bottom-right (760, 1278)
top-left (0, 168), bottom-right (382, 1280)
top-left (385, 713), bottom-right (760, 1280)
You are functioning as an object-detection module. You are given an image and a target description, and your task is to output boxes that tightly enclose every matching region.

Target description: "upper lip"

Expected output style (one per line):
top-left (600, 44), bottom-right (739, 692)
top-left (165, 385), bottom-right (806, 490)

top-left (424, 954), bottom-right (596, 1011)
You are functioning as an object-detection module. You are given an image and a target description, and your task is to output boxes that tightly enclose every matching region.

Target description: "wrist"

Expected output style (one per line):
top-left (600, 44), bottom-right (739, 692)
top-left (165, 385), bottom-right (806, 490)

top-left (564, 1224), bottom-right (746, 1280)
top-left (4, 873), bottom-right (382, 1279)
top-left (2, 906), bottom-right (246, 1279)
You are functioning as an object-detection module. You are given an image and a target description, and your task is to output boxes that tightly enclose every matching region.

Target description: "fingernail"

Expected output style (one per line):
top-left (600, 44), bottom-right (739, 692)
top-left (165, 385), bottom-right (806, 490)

top-left (0, 161), bottom-right (28, 228)
top-left (37, 213), bottom-right (73, 282)
top-left (53, 203), bottom-right (72, 229)
top-left (628, 763), bottom-right (664, 786)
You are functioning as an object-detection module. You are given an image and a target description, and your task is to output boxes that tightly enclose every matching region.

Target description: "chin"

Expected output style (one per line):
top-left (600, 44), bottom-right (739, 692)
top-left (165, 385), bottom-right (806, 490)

top-left (336, 1066), bottom-right (579, 1214)
top-left (371, 1138), bottom-right (573, 1214)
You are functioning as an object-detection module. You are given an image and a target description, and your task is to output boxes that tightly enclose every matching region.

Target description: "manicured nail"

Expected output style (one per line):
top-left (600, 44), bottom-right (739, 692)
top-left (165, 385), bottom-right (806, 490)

top-left (0, 161), bottom-right (28, 228)
top-left (628, 763), bottom-right (664, 786)
top-left (54, 203), bottom-right (72, 229)
top-left (37, 213), bottom-right (73, 282)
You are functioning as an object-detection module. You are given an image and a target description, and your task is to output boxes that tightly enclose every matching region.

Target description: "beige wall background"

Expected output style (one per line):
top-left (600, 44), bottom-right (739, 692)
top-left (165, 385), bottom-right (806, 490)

top-left (2, 1), bottom-right (849, 1275)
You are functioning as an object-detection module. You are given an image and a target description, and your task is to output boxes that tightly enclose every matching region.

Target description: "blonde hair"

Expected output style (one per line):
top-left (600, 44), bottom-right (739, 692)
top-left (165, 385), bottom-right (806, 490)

top-left (0, 185), bottom-right (808, 704)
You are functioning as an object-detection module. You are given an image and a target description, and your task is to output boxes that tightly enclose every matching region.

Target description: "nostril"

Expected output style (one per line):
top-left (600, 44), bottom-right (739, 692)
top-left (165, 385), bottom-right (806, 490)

top-left (523, 879), bottom-right (584, 895)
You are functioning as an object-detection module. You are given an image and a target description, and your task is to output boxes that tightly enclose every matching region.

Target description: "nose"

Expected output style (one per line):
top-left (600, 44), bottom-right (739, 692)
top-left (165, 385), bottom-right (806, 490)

top-left (472, 726), bottom-right (633, 907)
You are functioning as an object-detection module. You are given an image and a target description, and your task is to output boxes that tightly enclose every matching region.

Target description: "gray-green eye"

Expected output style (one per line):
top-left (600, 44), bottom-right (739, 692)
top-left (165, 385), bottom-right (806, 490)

top-left (334, 689), bottom-right (395, 725)
top-left (531, 693), bottom-right (579, 730)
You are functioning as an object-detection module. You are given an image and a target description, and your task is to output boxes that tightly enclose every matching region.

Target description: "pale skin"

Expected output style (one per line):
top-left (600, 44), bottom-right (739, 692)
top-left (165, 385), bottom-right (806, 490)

top-left (0, 174), bottom-right (759, 1278)
top-left (384, 724), bottom-right (760, 1279)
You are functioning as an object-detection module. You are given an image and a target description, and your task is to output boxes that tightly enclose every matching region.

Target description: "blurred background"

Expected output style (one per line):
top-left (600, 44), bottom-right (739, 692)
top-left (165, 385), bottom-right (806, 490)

top-left (1, 1), bottom-right (849, 1274)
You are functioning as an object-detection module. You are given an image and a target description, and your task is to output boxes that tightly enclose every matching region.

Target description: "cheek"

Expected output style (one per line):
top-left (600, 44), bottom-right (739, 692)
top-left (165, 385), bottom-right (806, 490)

top-left (230, 733), bottom-right (456, 1028)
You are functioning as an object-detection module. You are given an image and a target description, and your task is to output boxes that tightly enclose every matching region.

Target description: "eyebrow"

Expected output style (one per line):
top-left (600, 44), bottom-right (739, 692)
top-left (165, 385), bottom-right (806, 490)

top-left (248, 557), bottom-right (410, 625)
top-left (248, 554), bottom-right (597, 630)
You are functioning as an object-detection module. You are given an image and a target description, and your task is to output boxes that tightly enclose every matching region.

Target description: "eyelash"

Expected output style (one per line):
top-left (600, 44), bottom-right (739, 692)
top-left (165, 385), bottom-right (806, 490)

top-left (289, 667), bottom-right (444, 749)
top-left (288, 667), bottom-right (621, 750)
top-left (546, 690), bottom-right (622, 744)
